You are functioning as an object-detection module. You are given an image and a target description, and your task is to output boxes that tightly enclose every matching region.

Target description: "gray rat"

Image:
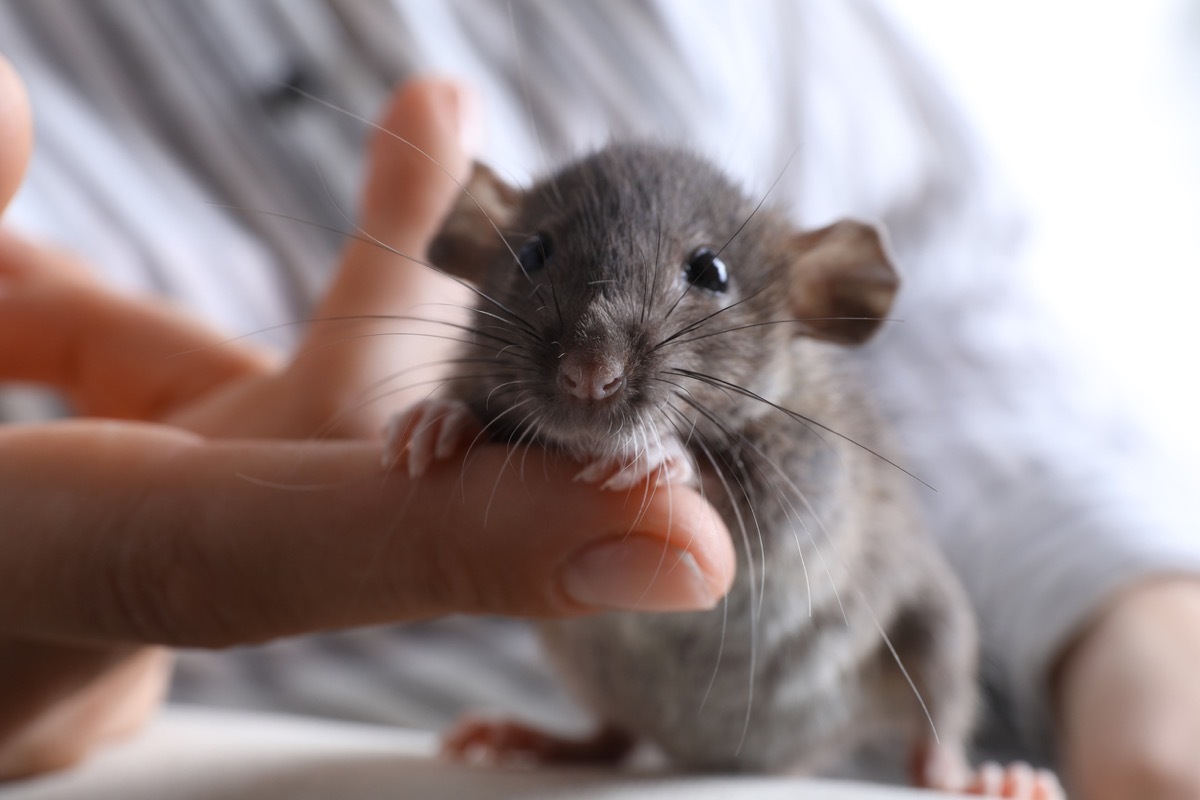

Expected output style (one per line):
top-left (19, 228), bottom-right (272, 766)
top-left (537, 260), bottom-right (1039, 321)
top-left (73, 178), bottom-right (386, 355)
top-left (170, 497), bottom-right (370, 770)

top-left (383, 143), bottom-right (1061, 798)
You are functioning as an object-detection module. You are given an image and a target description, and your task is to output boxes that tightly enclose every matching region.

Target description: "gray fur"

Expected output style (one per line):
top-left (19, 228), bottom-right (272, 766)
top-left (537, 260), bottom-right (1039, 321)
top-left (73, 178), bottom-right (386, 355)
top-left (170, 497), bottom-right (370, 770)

top-left (432, 142), bottom-right (978, 775)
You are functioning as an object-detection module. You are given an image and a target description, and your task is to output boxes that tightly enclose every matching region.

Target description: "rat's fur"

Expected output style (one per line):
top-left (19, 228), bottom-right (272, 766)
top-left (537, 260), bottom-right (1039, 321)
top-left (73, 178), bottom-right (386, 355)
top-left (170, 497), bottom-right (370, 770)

top-left (421, 142), bottom-right (979, 776)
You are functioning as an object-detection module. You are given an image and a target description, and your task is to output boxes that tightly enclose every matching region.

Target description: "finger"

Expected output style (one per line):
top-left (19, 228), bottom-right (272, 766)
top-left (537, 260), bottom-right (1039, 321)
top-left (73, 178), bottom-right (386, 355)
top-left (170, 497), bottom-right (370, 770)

top-left (0, 644), bottom-right (169, 779)
top-left (294, 78), bottom-right (479, 437)
top-left (0, 54), bottom-right (32, 215)
top-left (0, 421), bottom-right (734, 646)
top-left (0, 230), bottom-right (276, 419)
top-left (356, 77), bottom-right (478, 249)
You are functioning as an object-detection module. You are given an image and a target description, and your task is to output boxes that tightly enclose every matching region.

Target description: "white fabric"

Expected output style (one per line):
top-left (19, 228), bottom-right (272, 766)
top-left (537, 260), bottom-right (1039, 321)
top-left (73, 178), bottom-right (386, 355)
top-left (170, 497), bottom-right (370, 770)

top-left (0, 707), bottom-right (960, 800)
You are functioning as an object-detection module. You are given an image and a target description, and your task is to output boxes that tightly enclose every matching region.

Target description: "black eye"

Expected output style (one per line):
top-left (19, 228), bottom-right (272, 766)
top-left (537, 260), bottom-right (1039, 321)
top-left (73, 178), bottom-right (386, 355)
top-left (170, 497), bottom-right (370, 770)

top-left (517, 233), bottom-right (552, 274)
top-left (683, 247), bottom-right (729, 293)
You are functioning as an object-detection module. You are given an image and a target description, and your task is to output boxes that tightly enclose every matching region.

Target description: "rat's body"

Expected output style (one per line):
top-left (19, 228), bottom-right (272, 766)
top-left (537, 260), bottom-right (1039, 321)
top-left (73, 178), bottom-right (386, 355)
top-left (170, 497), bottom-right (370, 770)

top-left (386, 143), bottom-right (1058, 796)
top-left (536, 337), bottom-right (976, 773)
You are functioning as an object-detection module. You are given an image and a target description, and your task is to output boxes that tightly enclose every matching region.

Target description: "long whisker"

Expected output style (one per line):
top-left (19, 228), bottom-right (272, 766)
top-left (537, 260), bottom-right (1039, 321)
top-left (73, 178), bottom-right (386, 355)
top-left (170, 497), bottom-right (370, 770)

top-left (713, 144), bottom-right (800, 261)
top-left (285, 86), bottom-right (538, 282)
top-left (345, 371), bottom-right (521, 433)
top-left (689, 436), bottom-right (758, 756)
top-left (454, 396), bottom-right (541, 498)
top-left (484, 402), bottom-right (546, 524)
top-left (205, 202), bottom-right (543, 340)
top-left (671, 369), bottom-right (935, 492)
top-left (168, 309), bottom-right (491, 358)
top-left (668, 392), bottom-right (768, 617)
top-left (652, 284), bottom-right (772, 352)
top-left (665, 316), bottom-right (901, 348)
top-left (701, 402), bottom-right (940, 745)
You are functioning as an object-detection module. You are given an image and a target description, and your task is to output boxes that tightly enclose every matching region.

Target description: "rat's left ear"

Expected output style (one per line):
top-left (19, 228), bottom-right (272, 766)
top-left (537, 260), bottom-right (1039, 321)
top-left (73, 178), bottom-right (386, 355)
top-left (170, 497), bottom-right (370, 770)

top-left (428, 161), bottom-right (521, 284)
top-left (787, 220), bottom-right (899, 345)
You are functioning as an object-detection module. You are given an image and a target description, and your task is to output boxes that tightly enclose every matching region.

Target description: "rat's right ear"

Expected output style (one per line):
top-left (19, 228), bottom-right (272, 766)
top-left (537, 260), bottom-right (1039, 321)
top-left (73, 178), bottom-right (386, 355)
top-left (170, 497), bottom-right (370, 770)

top-left (428, 162), bottom-right (521, 284)
top-left (786, 220), bottom-right (899, 345)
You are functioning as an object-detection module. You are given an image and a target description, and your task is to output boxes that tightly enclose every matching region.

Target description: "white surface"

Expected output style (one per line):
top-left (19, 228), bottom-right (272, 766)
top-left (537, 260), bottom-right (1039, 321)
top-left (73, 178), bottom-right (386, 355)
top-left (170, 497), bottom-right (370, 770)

top-left (893, 1), bottom-right (1200, 462)
top-left (0, 707), bottom-right (963, 800)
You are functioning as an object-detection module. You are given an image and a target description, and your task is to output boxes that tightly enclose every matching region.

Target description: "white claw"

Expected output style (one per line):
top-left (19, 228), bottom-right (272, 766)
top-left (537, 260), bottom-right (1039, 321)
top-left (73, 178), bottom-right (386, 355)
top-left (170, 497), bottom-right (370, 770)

top-left (954, 759), bottom-right (1062, 799)
top-left (382, 399), bottom-right (476, 477)
top-left (574, 437), bottom-right (696, 491)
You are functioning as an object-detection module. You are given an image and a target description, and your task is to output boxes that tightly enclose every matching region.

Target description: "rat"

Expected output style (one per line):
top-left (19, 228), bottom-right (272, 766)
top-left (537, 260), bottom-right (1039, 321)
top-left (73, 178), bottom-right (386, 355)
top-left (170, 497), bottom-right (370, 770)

top-left (382, 142), bottom-right (1062, 799)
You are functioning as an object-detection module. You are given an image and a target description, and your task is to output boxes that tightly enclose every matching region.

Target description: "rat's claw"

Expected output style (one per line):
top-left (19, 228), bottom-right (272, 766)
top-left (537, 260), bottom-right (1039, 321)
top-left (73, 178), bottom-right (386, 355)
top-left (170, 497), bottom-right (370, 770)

top-left (441, 716), bottom-right (632, 766)
top-left (575, 438), bottom-right (695, 491)
top-left (912, 742), bottom-right (1062, 800)
top-left (597, 458), bottom-right (657, 491)
top-left (573, 457), bottom-right (620, 486)
top-left (960, 760), bottom-right (1064, 799)
top-left (1031, 768), bottom-right (1065, 800)
top-left (657, 449), bottom-right (696, 486)
top-left (382, 398), bottom-right (476, 477)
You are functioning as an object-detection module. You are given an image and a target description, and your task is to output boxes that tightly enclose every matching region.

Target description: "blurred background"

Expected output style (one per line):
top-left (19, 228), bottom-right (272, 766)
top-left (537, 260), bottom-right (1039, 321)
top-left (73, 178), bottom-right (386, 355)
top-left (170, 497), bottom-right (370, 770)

top-left (892, 1), bottom-right (1200, 463)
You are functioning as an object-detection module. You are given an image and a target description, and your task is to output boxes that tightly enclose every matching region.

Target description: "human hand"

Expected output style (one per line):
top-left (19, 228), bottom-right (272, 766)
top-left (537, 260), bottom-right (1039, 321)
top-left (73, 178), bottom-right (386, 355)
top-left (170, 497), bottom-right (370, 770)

top-left (0, 77), bottom-right (475, 439)
top-left (0, 64), bottom-right (734, 778)
top-left (1054, 577), bottom-right (1200, 799)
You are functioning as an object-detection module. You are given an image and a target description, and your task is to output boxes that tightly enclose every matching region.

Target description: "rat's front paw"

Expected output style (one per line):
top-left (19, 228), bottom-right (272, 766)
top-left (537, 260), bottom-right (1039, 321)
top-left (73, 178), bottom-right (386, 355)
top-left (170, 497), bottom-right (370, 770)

top-left (914, 744), bottom-right (1063, 800)
top-left (383, 398), bottom-right (478, 477)
top-left (959, 762), bottom-right (1064, 800)
top-left (574, 437), bottom-right (696, 491)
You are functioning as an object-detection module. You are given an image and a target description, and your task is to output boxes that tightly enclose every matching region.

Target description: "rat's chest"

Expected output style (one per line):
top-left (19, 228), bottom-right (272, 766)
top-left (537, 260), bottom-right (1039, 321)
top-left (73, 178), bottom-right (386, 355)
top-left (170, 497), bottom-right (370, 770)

top-left (537, 533), bottom-right (882, 771)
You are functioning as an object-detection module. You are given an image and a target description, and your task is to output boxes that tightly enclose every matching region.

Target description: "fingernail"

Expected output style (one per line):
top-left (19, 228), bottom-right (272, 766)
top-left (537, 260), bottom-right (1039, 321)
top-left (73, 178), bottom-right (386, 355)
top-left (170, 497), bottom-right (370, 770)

top-left (559, 537), bottom-right (723, 612)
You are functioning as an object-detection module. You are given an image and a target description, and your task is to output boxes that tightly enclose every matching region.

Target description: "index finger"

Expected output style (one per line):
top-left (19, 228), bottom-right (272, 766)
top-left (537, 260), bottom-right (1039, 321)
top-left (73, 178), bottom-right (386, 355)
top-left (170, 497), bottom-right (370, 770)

top-left (0, 420), bottom-right (734, 646)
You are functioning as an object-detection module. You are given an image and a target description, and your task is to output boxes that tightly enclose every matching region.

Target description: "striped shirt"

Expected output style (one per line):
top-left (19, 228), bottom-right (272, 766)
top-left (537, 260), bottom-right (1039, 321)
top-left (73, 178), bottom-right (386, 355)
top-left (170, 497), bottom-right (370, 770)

top-left (2, 0), bottom-right (1197, 761)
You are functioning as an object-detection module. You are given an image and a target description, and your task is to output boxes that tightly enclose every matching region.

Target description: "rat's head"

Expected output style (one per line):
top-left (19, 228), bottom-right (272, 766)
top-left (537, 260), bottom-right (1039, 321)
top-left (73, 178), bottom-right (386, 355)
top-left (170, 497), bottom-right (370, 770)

top-left (430, 143), bottom-right (897, 454)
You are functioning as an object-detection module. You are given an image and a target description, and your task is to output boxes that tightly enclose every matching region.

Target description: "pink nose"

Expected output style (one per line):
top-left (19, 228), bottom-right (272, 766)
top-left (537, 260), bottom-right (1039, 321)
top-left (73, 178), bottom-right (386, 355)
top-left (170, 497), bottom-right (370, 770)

top-left (558, 357), bottom-right (626, 401)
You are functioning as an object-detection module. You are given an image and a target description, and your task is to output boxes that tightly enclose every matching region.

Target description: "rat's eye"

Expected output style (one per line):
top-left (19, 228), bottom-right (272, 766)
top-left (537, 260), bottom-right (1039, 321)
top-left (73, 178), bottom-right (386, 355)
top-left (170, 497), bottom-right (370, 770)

top-left (517, 233), bottom-right (553, 274)
top-left (683, 247), bottom-right (729, 293)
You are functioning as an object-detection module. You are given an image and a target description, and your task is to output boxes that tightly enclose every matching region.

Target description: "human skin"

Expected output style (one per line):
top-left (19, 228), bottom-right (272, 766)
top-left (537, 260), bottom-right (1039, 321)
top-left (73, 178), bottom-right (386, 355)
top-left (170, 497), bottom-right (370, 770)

top-left (0, 63), bottom-right (732, 778)
top-left (1054, 577), bottom-right (1200, 799)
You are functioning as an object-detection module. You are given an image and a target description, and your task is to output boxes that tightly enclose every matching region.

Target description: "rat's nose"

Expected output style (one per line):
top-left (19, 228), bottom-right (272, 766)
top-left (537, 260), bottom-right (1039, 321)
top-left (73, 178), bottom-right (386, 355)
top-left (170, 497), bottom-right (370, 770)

top-left (558, 356), bottom-right (626, 401)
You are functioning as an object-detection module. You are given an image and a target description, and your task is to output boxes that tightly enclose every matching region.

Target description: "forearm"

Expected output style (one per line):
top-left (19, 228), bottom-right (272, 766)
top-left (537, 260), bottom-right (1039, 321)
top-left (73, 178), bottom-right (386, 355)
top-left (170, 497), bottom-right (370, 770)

top-left (1052, 577), bottom-right (1200, 797)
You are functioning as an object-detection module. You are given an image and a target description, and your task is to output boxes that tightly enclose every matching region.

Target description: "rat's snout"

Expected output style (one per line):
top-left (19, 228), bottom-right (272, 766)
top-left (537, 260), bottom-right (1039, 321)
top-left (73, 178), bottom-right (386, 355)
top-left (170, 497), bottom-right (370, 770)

top-left (558, 354), bottom-right (626, 401)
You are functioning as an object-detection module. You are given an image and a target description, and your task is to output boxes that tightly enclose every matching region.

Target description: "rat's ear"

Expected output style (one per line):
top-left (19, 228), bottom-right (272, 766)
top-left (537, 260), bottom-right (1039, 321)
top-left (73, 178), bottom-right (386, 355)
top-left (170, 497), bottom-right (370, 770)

top-left (787, 220), bottom-right (899, 345)
top-left (428, 162), bottom-right (521, 283)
